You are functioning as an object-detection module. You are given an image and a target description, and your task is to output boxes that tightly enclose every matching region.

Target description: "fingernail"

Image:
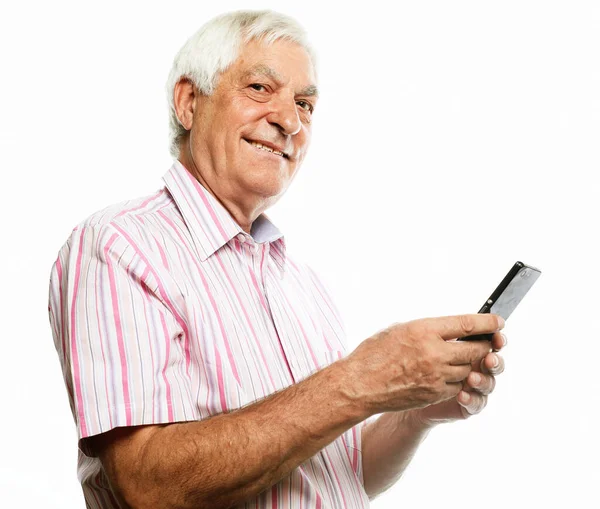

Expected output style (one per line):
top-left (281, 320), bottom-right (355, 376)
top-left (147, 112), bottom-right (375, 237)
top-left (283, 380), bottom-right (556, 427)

top-left (498, 316), bottom-right (505, 329)
top-left (471, 373), bottom-right (481, 385)
top-left (492, 355), bottom-right (500, 367)
top-left (501, 333), bottom-right (507, 347)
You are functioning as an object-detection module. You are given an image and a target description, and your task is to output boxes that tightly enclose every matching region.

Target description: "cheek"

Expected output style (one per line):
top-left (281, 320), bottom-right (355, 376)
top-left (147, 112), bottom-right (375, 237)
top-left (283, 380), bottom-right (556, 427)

top-left (230, 95), bottom-right (265, 123)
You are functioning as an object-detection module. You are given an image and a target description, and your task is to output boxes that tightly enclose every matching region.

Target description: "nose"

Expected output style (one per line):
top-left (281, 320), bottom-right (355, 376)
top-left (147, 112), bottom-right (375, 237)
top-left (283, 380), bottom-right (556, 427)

top-left (266, 94), bottom-right (302, 136)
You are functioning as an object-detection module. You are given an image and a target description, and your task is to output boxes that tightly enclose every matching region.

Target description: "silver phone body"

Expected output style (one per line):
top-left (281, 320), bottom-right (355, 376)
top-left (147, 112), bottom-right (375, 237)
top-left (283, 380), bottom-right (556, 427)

top-left (459, 261), bottom-right (541, 341)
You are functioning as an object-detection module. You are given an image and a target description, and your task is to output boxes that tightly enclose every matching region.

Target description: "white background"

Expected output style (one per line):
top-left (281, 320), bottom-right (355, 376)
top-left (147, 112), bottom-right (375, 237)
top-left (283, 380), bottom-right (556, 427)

top-left (1, 1), bottom-right (598, 507)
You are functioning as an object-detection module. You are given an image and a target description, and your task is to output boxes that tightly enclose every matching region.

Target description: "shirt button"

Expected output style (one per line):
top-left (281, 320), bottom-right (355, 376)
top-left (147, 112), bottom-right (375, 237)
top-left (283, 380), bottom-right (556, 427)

top-left (236, 233), bottom-right (246, 243)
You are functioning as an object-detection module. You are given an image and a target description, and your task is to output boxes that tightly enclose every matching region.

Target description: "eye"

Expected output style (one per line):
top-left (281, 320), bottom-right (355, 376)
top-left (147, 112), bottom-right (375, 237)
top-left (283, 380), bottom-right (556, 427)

top-left (250, 83), bottom-right (267, 92)
top-left (297, 100), bottom-right (314, 113)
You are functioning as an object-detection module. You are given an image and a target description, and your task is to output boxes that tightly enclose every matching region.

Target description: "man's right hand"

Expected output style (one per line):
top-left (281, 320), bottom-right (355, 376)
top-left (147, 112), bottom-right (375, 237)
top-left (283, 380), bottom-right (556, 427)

top-left (338, 314), bottom-right (505, 415)
top-left (87, 313), bottom-right (503, 508)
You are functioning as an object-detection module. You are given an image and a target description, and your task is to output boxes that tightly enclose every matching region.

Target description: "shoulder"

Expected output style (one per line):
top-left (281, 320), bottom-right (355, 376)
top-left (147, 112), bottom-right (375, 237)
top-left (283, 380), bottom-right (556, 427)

top-left (77, 187), bottom-right (173, 229)
top-left (54, 187), bottom-right (179, 266)
top-left (66, 187), bottom-right (180, 245)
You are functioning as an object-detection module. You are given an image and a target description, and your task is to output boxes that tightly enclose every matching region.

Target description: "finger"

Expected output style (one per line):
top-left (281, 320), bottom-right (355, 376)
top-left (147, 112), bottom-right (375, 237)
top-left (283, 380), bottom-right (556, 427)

top-left (480, 352), bottom-right (505, 376)
top-left (432, 314), bottom-right (505, 341)
top-left (446, 364), bottom-right (473, 383)
top-left (448, 340), bottom-right (491, 366)
top-left (466, 371), bottom-right (496, 395)
top-left (444, 381), bottom-right (465, 400)
top-left (457, 390), bottom-right (488, 415)
top-left (491, 331), bottom-right (507, 352)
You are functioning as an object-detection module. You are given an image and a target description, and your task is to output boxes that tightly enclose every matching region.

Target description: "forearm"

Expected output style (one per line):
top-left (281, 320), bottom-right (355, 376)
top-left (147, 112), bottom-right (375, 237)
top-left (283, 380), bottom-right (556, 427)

top-left (361, 410), bottom-right (433, 499)
top-left (108, 362), bottom-right (368, 508)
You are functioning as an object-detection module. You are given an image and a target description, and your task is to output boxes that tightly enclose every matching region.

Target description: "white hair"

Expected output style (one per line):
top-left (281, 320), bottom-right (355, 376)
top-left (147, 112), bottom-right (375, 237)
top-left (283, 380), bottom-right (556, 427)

top-left (165, 9), bottom-right (318, 158)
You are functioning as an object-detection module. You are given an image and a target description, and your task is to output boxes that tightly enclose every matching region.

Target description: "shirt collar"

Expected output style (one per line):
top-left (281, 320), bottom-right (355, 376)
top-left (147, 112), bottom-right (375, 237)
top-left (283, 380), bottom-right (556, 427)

top-left (162, 160), bottom-right (286, 265)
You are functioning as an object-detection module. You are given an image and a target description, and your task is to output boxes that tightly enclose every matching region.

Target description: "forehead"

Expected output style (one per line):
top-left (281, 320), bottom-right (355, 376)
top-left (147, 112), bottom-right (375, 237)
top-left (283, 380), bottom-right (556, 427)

top-left (230, 38), bottom-right (317, 92)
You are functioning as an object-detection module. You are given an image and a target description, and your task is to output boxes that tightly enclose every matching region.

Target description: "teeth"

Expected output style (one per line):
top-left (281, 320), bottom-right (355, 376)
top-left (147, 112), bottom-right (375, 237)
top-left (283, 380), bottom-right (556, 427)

top-left (249, 141), bottom-right (285, 157)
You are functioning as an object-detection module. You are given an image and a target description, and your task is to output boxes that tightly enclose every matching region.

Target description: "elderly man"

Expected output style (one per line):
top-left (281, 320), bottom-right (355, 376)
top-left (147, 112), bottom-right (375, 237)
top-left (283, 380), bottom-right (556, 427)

top-left (48, 9), bottom-right (506, 509)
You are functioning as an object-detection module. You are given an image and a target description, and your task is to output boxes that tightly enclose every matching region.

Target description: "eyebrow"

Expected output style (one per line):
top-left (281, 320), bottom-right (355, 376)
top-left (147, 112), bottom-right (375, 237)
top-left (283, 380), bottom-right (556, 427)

top-left (241, 64), bottom-right (319, 97)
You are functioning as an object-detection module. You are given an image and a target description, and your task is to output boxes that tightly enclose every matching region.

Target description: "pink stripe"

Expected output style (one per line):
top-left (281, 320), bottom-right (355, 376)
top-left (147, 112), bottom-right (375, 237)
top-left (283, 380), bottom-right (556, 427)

top-left (351, 426), bottom-right (359, 472)
top-left (248, 263), bottom-right (270, 312)
top-left (323, 448), bottom-right (349, 508)
top-left (94, 255), bottom-right (114, 430)
top-left (140, 266), bottom-right (158, 422)
top-left (51, 162), bottom-right (367, 506)
top-left (110, 223), bottom-right (192, 375)
top-left (202, 286), bottom-right (240, 385)
top-left (154, 210), bottom-right (231, 407)
top-left (278, 288), bottom-right (319, 370)
top-left (69, 228), bottom-right (88, 437)
top-left (156, 210), bottom-right (241, 386)
top-left (213, 344), bottom-right (227, 413)
top-left (104, 232), bottom-right (133, 426)
top-left (183, 168), bottom-right (230, 242)
top-left (213, 249), bottom-right (274, 390)
top-left (306, 268), bottom-right (341, 330)
top-left (247, 265), bottom-right (295, 381)
top-left (321, 330), bottom-right (334, 351)
top-left (158, 311), bottom-right (175, 421)
top-left (154, 237), bottom-right (170, 269)
top-left (115, 189), bottom-right (164, 217)
top-left (55, 257), bottom-right (67, 365)
top-left (170, 172), bottom-right (220, 248)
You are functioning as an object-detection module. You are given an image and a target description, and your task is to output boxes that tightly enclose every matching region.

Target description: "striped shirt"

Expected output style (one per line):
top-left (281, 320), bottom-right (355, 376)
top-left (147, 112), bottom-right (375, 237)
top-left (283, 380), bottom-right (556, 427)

top-left (48, 160), bottom-right (370, 508)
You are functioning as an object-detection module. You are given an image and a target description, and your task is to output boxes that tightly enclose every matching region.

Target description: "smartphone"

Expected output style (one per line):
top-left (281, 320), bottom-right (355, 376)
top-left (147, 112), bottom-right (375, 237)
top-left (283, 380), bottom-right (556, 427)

top-left (458, 261), bottom-right (541, 341)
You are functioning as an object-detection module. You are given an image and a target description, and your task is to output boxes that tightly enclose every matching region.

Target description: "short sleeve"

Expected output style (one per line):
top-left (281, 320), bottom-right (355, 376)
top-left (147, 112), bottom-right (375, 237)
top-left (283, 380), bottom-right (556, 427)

top-left (48, 224), bottom-right (200, 455)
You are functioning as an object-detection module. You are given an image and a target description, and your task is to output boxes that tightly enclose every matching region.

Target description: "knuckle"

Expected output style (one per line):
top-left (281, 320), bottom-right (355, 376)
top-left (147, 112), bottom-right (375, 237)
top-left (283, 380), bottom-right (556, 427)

top-left (426, 345), bottom-right (444, 365)
top-left (406, 318), bottom-right (424, 333)
top-left (403, 321), bottom-right (423, 343)
top-left (459, 315), bottom-right (476, 334)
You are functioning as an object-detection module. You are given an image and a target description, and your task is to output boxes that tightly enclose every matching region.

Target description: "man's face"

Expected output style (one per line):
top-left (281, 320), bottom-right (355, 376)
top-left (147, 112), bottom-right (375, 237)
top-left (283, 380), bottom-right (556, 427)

top-left (185, 38), bottom-right (318, 208)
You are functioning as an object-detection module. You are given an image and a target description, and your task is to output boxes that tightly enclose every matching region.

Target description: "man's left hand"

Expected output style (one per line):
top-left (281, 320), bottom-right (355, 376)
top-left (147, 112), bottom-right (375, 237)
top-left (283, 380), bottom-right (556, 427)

top-left (408, 331), bottom-right (507, 427)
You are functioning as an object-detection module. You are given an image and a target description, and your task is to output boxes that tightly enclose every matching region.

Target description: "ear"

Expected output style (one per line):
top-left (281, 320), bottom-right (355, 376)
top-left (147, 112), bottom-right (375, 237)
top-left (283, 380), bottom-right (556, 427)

top-left (173, 78), bottom-right (197, 130)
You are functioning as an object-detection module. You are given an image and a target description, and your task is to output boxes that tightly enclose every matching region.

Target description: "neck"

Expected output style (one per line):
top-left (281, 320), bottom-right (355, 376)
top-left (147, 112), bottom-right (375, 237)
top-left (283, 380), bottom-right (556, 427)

top-left (177, 151), bottom-right (263, 235)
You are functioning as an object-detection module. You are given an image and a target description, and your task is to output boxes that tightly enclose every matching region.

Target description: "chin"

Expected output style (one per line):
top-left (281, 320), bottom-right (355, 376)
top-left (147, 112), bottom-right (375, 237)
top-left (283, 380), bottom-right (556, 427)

top-left (252, 180), bottom-right (287, 200)
top-left (242, 169), bottom-right (291, 198)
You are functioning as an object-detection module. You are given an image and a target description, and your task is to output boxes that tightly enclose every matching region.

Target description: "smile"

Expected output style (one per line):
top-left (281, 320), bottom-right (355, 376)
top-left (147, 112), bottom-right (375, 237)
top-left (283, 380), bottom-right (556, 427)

top-left (244, 139), bottom-right (289, 159)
